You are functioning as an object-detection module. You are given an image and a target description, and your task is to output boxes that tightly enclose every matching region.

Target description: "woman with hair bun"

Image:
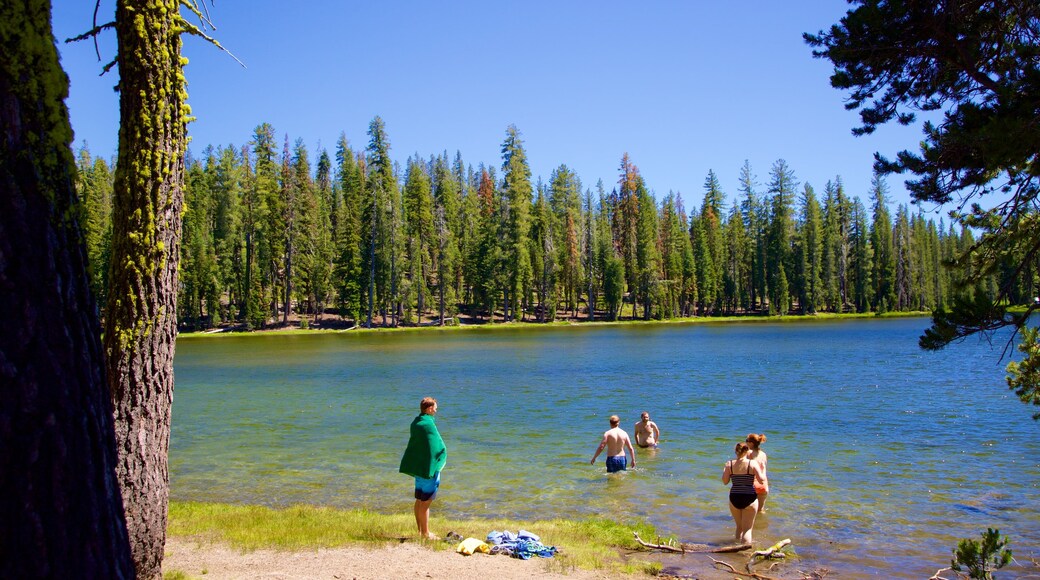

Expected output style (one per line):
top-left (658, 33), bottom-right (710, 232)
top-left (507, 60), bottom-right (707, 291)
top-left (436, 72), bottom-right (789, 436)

top-left (745, 433), bottom-right (768, 513)
top-left (723, 441), bottom-right (765, 544)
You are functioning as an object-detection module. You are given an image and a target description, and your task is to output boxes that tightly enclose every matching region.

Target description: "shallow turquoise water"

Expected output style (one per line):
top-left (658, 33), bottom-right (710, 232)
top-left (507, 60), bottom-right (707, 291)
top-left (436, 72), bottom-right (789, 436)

top-left (171, 318), bottom-right (1039, 577)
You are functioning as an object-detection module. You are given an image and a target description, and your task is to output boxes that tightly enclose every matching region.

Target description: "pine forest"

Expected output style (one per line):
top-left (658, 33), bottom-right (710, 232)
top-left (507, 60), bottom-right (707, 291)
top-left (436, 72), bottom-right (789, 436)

top-left (74, 118), bottom-right (1035, 331)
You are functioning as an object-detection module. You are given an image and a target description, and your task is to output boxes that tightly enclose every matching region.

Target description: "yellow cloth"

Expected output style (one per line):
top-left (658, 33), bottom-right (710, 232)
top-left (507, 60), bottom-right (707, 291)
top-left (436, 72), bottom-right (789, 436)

top-left (455, 537), bottom-right (490, 555)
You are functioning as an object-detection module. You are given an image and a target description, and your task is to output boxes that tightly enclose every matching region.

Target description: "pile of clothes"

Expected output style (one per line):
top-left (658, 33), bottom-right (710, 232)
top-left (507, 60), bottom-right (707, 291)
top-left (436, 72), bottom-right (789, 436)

top-left (485, 530), bottom-right (557, 559)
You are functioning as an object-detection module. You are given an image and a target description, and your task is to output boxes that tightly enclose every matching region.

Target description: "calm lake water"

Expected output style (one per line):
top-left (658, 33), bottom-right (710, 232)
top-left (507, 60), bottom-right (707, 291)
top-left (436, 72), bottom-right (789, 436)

top-left (171, 317), bottom-right (1039, 578)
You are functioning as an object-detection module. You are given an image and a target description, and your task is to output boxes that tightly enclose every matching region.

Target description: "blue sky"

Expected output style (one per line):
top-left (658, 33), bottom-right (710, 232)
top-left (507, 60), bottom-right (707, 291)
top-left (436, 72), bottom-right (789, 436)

top-left (52, 1), bottom-right (936, 213)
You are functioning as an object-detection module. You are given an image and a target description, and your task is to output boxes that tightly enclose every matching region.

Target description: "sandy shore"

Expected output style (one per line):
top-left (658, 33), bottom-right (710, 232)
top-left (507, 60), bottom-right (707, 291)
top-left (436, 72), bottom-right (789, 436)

top-left (163, 537), bottom-right (632, 580)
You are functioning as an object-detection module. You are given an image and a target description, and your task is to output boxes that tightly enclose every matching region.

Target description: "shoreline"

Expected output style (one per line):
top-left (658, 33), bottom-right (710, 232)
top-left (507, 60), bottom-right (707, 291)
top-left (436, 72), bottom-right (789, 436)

top-left (178, 310), bottom-right (933, 339)
top-left (163, 501), bottom-right (803, 579)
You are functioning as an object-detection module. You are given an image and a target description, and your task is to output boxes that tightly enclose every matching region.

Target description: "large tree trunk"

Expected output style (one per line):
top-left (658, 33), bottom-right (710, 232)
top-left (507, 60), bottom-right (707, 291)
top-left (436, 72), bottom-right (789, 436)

top-left (0, 1), bottom-right (134, 576)
top-left (104, 1), bottom-right (186, 578)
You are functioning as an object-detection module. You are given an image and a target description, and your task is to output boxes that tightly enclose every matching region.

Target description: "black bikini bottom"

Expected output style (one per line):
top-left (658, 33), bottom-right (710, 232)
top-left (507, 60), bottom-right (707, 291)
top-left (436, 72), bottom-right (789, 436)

top-left (730, 492), bottom-right (757, 510)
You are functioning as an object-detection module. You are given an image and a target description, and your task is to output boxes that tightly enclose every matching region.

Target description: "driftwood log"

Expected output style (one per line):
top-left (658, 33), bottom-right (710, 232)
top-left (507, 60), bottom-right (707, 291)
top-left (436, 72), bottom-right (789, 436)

top-left (632, 532), bottom-right (752, 553)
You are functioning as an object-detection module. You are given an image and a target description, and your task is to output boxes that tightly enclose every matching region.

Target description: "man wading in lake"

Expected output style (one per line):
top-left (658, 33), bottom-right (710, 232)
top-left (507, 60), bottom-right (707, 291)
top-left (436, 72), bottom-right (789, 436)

top-left (590, 415), bottom-right (636, 472)
top-left (399, 397), bottom-right (447, 539)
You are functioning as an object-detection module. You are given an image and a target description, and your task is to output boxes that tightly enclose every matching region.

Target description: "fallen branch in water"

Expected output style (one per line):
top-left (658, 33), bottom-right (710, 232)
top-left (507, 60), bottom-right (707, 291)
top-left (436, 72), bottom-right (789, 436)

top-left (708, 556), bottom-right (780, 580)
top-left (928, 567), bottom-right (953, 580)
top-left (632, 532), bottom-right (684, 553)
top-left (632, 532), bottom-right (752, 553)
top-left (752, 538), bottom-right (791, 559)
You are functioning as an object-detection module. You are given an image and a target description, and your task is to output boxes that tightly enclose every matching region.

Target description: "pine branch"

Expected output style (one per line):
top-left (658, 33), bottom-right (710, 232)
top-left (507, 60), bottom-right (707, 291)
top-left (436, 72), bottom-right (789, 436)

top-left (100, 57), bottom-right (118, 78)
top-left (63, 0), bottom-right (109, 63)
top-left (64, 22), bottom-right (116, 53)
top-left (179, 0), bottom-right (216, 31)
top-left (178, 18), bottom-right (245, 69)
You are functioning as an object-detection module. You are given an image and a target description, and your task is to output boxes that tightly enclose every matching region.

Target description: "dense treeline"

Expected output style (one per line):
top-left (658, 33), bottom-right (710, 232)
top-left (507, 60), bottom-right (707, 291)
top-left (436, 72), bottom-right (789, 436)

top-left (74, 119), bottom-right (1033, 330)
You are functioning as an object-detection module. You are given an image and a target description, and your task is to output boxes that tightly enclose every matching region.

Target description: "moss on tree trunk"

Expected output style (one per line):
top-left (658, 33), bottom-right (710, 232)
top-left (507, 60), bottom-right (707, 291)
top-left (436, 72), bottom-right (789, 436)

top-left (104, 1), bottom-right (188, 578)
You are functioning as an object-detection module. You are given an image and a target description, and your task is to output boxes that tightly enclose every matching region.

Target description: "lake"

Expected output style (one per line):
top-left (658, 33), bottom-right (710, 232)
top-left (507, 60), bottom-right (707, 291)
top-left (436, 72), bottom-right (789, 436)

top-left (171, 317), bottom-right (1040, 578)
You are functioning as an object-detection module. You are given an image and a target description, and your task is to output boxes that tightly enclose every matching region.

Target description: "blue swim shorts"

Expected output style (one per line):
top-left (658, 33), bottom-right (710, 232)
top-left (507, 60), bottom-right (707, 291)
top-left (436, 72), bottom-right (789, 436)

top-left (606, 456), bottom-right (627, 473)
top-left (414, 471), bottom-right (441, 501)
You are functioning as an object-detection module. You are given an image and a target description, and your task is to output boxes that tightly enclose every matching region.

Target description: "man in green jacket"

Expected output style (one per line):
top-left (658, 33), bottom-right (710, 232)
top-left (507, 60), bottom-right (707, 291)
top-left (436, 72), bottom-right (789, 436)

top-left (399, 397), bottom-right (446, 539)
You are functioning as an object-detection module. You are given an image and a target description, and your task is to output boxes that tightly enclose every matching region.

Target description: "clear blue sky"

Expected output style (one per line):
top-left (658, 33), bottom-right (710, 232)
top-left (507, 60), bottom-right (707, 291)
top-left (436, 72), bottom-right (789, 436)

top-left (52, 1), bottom-right (935, 213)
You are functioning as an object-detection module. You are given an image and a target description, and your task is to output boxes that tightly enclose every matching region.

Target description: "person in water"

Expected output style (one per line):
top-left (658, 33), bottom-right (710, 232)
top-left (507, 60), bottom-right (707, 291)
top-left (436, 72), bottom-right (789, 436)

top-left (590, 415), bottom-right (636, 472)
top-left (398, 397), bottom-right (446, 540)
top-left (722, 441), bottom-right (765, 544)
top-left (746, 433), bottom-right (769, 513)
top-left (633, 411), bottom-right (660, 448)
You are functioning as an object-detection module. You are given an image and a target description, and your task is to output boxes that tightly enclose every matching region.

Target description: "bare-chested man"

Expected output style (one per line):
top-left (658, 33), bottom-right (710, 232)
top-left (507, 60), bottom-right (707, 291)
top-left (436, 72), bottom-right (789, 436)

top-left (590, 415), bottom-right (636, 472)
top-left (634, 411), bottom-right (660, 448)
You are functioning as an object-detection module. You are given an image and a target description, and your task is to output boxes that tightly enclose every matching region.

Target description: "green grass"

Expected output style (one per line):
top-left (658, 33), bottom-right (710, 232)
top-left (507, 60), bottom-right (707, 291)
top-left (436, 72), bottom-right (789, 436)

top-left (168, 501), bottom-right (665, 575)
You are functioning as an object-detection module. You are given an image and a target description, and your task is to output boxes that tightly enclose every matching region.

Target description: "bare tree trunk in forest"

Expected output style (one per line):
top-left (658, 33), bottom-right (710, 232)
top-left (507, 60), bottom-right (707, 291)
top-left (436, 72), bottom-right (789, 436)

top-left (418, 262), bottom-right (425, 325)
top-left (244, 231), bottom-right (253, 320)
top-left (283, 161), bottom-right (295, 324)
top-left (0, 3), bottom-right (134, 576)
top-left (284, 235), bottom-right (292, 324)
top-left (104, 1), bottom-right (186, 577)
top-left (367, 202), bottom-right (376, 328)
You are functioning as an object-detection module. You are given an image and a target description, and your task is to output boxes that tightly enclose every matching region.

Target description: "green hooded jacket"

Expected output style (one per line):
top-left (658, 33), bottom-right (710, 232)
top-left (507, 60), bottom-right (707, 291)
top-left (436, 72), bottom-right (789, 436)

top-left (399, 413), bottom-right (446, 479)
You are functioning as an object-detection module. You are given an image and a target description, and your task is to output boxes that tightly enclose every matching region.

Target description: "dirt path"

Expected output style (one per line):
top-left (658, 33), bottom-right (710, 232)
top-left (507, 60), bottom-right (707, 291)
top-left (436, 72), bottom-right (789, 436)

top-left (163, 537), bottom-right (630, 580)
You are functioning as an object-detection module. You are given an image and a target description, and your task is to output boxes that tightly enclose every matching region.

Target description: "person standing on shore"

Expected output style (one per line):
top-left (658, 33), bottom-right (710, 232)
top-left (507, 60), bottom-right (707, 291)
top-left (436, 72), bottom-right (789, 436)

top-left (634, 411), bottom-right (660, 448)
top-left (399, 397), bottom-right (446, 540)
top-left (590, 415), bottom-right (636, 472)
top-left (746, 433), bottom-right (769, 513)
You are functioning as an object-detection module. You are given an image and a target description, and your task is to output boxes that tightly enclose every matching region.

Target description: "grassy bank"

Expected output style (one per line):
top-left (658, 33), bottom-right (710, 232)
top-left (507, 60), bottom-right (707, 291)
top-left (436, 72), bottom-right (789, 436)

top-left (167, 501), bottom-right (666, 576)
top-left (178, 310), bottom-right (931, 339)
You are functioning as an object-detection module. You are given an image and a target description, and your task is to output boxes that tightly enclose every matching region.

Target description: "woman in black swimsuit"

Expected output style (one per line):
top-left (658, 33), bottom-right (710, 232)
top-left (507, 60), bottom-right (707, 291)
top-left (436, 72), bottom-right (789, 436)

top-left (722, 441), bottom-right (764, 544)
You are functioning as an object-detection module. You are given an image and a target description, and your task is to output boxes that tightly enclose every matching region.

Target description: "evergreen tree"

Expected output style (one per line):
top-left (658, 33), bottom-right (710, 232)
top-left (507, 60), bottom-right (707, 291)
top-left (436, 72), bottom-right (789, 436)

top-left (334, 135), bottom-right (364, 324)
top-left (458, 174), bottom-right (482, 310)
top-left (278, 134), bottom-right (299, 324)
top-left (635, 178), bottom-right (661, 319)
top-left (700, 170), bottom-right (726, 313)
top-left (472, 167), bottom-right (504, 321)
top-left (798, 183), bottom-right (824, 314)
top-left (584, 186), bottom-right (597, 320)
top-left (893, 204), bottom-right (914, 311)
top-left (433, 153), bottom-right (462, 318)
top-left (850, 197), bottom-right (873, 312)
top-left (239, 144), bottom-right (266, 329)
top-left (690, 214), bottom-right (711, 315)
top-left (738, 160), bottom-right (766, 312)
top-left (821, 180), bottom-right (841, 312)
top-left (75, 146), bottom-right (114, 308)
top-left (659, 192), bottom-right (690, 318)
top-left (250, 123), bottom-right (280, 326)
top-left (500, 125), bottom-right (533, 321)
top-left (765, 159), bottom-right (798, 314)
top-left (594, 181), bottom-right (624, 320)
top-left (725, 203), bottom-right (749, 313)
top-left (531, 182), bottom-right (557, 321)
top-left (550, 164), bottom-right (583, 317)
top-left (433, 202), bottom-right (459, 325)
top-left (212, 145), bottom-right (243, 325)
top-left (179, 153), bottom-right (215, 329)
top-left (308, 148), bottom-right (334, 322)
top-left (402, 157), bottom-right (435, 323)
top-left (869, 171), bottom-right (896, 313)
top-left (364, 116), bottom-right (398, 327)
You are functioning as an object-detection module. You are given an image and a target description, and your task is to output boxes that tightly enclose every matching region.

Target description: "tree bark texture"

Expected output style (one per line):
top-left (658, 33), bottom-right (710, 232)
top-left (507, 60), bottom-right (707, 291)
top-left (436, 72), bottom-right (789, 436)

top-left (105, 1), bottom-right (186, 578)
top-left (0, 1), bottom-right (134, 576)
